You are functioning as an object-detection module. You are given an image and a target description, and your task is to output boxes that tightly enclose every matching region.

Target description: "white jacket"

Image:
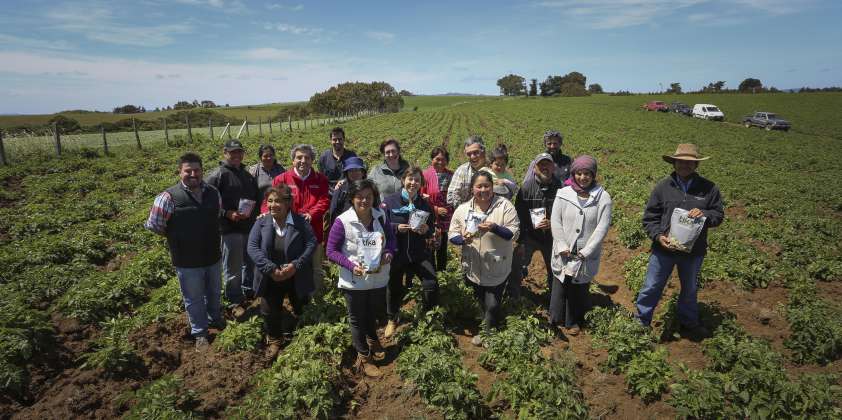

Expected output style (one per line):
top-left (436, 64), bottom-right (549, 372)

top-left (336, 207), bottom-right (391, 290)
top-left (550, 185), bottom-right (612, 284)
top-left (449, 196), bottom-right (520, 287)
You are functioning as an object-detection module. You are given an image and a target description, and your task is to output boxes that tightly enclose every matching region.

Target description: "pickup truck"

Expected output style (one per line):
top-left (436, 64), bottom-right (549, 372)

top-left (742, 112), bottom-right (791, 131)
top-left (642, 101), bottom-right (669, 112)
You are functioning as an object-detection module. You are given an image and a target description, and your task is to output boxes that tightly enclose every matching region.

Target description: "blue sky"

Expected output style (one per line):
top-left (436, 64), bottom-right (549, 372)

top-left (1, 0), bottom-right (840, 114)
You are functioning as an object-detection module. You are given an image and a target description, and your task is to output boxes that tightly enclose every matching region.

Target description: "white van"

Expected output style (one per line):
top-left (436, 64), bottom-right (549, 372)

top-left (692, 104), bottom-right (725, 121)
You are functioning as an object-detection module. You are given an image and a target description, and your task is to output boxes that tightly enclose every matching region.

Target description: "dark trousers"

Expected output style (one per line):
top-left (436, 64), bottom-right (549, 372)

top-left (259, 278), bottom-right (308, 339)
top-left (548, 277), bottom-right (591, 327)
top-left (342, 287), bottom-right (386, 355)
top-left (433, 232), bottom-right (449, 271)
top-left (468, 278), bottom-right (506, 329)
top-left (519, 235), bottom-right (553, 291)
top-left (387, 259), bottom-right (439, 320)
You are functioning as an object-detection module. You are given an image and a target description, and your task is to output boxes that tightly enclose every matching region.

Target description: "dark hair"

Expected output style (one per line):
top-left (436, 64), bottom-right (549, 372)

top-left (258, 144), bottom-right (276, 160)
top-left (401, 165), bottom-right (426, 186)
top-left (491, 144), bottom-right (509, 164)
top-left (379, 138), bottom-right (401, 155)
top-left (429, 146), bottom-right (450, 162)
top-left (470, 169), bottom-right (494, 187)
top-left (265, 184), bottom-right (293, 202)
top-left (347, 178), bottom-right (381, 206)
top-left (178, 152), bottom-right (202, 168)
top-left (330, 127), bottom-right (345, 139)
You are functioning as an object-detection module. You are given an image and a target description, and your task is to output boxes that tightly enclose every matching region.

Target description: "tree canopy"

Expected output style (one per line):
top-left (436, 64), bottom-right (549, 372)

top-left (588, 83), bottom-right (604, 94)
top-left (496, 74), bottom-right (526, 96)
top-left (540, 72), bottom-right (588, 97)
top-left (309, 81), bottom-right (404, 114)
top-left (738, 78), bottom-right (763, 93)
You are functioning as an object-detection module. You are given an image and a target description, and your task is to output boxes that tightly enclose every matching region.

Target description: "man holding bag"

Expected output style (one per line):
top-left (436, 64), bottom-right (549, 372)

top-left (635, 144), bottom-right (724, 338)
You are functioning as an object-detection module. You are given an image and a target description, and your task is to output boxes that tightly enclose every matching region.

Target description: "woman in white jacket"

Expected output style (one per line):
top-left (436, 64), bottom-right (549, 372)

top-left (550, 155), bottom-right (612, 335)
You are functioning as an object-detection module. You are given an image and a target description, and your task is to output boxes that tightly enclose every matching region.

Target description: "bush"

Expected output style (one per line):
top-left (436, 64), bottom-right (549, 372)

top-left (214, 316), bottom-right (263, 353)
top-left (124, 374), bottom-right (197, 419)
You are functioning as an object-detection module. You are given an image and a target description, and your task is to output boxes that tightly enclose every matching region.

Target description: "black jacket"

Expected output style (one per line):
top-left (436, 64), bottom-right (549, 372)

top-left (515, 175), bottom-right (562, 244)
top-left (382, 191), bottom-right (435, 265)
top-left (206, 161), bottom-right (259, 235)
top-left (642, 173), bottom-right (724, 256)
top-left (247, 213), bottom-right (316, 298)
top-left (552, 153), bottom-right (573, 181)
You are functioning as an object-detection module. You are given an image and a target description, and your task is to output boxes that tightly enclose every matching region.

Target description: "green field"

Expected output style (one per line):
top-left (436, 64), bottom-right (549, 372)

top-left (1, 93), bottom-right (840, 418)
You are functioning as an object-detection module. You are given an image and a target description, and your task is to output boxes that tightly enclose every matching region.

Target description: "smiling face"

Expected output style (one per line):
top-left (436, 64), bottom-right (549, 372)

top-left (431, 152), bottom-right (449, 172)
top-left (224, 149), bottom-right (244, 167)
top-left (266, 191), bottom-right (291, 219)
top-left (346, 168), bottom-right (364, 182)
top-left (179, 162), bottom-right (203, 189)
top-left (403, 173), bottom-right (423, 196)
top-left (490, 157), bottom-right (508, 173)
top-left (673, 159), bottom-right (698, 179)
top-left (260, 150), bottom-right (275, 168)
top-left (331, 132), bottom-right (345, 153)
top-left (293, 150), bottom-right (313, 175)
top-left (384, 143), bottom-right (400, 165)
top-left (351, 187), bottom-right (375, 214)
top-left (544, 137), bottom-right (561, 156)
top-left (465, 143), bottom-right (485, 168)
top-left (472, 175), bottom-right (493, 202)
top-left (573, 169), bottom-right (594, 189)
top-left (535, 159), bottom-right (554, 180)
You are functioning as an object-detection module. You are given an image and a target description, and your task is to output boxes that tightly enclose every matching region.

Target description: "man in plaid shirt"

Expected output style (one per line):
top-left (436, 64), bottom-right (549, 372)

top-left (145, 152), bottom-right (225, 351)
top-left (446, 135), bottom-right (489, 209)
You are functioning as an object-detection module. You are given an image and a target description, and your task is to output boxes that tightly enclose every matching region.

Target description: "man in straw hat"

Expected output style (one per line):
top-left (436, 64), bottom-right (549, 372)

top-left (635, 143), bottom-right (724, 339)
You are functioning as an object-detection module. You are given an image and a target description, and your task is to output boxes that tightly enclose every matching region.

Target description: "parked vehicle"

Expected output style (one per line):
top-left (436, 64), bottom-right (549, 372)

top-left (742, 112), bottom-right (791, 131)
top-left (692, 104), bottom-right (725, 121)
top-left (642, 101), bottom-right (669, 112)
top-left (669, 102), bottom-right (692, 116)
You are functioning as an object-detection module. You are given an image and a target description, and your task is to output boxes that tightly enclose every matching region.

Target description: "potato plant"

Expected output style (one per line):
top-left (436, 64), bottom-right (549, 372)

top-left (214, 316), bottom-right (264, 353)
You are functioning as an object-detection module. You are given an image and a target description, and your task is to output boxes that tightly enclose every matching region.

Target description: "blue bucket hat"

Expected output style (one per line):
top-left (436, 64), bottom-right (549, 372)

top-left (343, 156), bottom-right (366, 172)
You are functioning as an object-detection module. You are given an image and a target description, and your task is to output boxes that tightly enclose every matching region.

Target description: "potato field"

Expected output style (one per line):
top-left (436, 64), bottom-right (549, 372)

top-left (1, 93), bottom-right (841, 419)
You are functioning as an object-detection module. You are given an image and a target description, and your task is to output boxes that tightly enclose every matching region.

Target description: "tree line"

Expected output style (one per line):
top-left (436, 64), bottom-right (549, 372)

top-left (496, 72), bottom-right (603, 97)
top-left (113, 100), bottom-right (229, 114)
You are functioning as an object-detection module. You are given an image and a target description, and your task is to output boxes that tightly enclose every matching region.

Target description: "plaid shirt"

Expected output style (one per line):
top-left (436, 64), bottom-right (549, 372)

top-left (446, 162), bottom-right (476, 209)
top-left (144, 182), bottom-right (222, 235)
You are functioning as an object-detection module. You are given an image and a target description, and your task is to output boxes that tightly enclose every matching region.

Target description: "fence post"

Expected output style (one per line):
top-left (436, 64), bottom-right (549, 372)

top-left (227, 121), bottom-right (232, 140)
top-left (208, 117), bottom-right (214, 140)
top-left (101, 125), bottom-right (109, 155)
top-left (258, 117), bottom-right (263, 136)
top-left (244, 118), bottom-right (250, 137)
top-left (186, 114), bottom-right (193, 144)
top-left (268, 117), bottom-right (273, 135)
top-left (163, 119), bottom-right (169, 146)
top-left (0, 129), bottom-right (7, 165)
top-left (304, 118), bottom-right (307, 129)
top-left (132, 118), bottom-right (142, 149)
top-left (54, 122), bottom-right (62, 156)
top-left (288, 115), bottom-right (292, 131)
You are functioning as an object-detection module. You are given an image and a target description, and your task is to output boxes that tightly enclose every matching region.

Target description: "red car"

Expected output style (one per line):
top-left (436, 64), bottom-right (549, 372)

top-left (642, 101), bottom-right (669, 112)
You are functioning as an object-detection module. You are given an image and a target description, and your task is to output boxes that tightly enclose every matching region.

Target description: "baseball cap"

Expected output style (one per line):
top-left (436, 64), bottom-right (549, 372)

top-left (535, 152), bottom-right (554, 163)
top-left (223, 139), bottom-right (244, 151)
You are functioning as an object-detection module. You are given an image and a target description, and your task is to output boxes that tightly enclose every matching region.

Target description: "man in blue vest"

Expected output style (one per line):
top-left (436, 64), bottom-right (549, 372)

top-left (145, 152), bottom-right (225, 351)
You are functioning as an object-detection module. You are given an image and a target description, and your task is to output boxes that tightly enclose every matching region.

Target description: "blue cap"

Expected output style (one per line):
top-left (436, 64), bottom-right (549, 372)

top-left (343, 156), bottom-right (366, 172)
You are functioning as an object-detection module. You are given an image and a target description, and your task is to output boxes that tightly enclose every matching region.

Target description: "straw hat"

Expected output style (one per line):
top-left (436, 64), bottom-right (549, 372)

top-left (662, 143), bottom-right (710, 163)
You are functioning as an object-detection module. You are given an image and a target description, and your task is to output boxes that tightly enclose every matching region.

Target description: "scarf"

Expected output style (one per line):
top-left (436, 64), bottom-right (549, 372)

top-left (391, 188), bottom-right (418, 215)
top-left (567, 155), bottom-right (599, 194)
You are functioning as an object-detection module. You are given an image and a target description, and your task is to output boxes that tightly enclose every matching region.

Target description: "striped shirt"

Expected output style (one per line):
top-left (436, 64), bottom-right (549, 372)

top-left (144, 182), bottom-right (223, 235)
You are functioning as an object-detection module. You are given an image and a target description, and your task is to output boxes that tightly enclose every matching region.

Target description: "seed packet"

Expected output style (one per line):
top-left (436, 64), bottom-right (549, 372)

top-left (356, 231), bottom-right (384, 273)
top-left (238, 198), bottom-right (256, 217)
top-left (408, 209), bottom-right (430, 230)
top-left (668, 208), bottom-right (706, 252)
top-left (529, 208), bottom-right (547, 227)
top-left (464, 210), bottom-right (488, 235)
top-left (562, 258), bottom-right (582, 278)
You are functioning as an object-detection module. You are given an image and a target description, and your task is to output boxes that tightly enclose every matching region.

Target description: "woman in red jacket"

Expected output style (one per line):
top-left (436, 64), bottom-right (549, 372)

top-left (421, 146), bottom-right (454, 271)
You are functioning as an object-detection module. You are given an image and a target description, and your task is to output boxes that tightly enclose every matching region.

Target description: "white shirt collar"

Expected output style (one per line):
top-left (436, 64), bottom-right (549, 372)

top-left (294, 168), bottom-right (311, 180)
top-left (271, 213), bottom-right (295, 237)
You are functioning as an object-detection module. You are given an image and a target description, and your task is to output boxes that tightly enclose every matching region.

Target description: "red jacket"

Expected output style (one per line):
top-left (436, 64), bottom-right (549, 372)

top-left (262, 169), bottom-right (330, 243)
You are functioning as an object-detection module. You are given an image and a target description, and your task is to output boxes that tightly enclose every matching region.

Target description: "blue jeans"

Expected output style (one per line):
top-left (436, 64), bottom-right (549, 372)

top-left (221, 232), bottom-right (255, 304)
top-left (635, 247), bottom-right (705, 327)
top-left (176, 261), bottom-right (223, 337)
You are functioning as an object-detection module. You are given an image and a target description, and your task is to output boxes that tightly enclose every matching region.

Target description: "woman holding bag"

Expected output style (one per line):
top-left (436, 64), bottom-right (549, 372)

top-left (326, 179), bottom-right (396, 377)
top-left (549, 155), bottom-right (612, 335)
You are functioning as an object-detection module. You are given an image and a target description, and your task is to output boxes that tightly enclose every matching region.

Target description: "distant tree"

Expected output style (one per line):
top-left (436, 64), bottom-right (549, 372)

top-left (200, 100), bottom-right (217, 108)
top-left (112, 104), bottom-right (143, 114)
top-left (225, 104), bottom-right (230, 107)
top-left (139, 106), bottom-right (146, 113)
top-left (529, 79), bottom-right (538, 97)
top-left (588, 83), bottom-right (604, 94)
top-left (768, 86), bottom-right (781, 93)
top-left (701, 81), bottom-right (726, 93)
top-left (738, 78), bottom-right (763, 93)
top-left (173, 101), bottom-right (193, 110)
top-left (399, 89), bottom-right (414, 96)
top-left (191, 99), bottom-right (200, 108)
top-left (665, 82), bottom-right (682, 94)
top-left (47, 115), bottom-right (81, 133)
top-left (540, 71), bottom-right (589, 97)
top-left (309, 81), bottom-right (404, 114)
top-left (496, 74), bottom-right (526, 96)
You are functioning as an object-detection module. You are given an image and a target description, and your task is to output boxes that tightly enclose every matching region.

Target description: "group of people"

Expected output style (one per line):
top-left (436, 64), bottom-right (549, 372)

top-left (145, 126), bottom-right (724, 378)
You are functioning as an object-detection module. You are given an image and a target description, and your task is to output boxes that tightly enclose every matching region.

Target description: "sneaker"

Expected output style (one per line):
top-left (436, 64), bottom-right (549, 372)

top-left (384, 320), bottom-right (398, 339)
top-left (567, 325), bottom-right (581, 336)
top-left (355, 353), bottom-right (382, 378)
top-left (471, 334), bottom-right (483, 346)
top-left (195, 336), bottom-right (210, 352)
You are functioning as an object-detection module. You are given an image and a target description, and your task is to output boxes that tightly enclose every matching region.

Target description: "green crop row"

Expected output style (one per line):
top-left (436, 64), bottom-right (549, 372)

top-left (784, 283), bottom-right (842, 365)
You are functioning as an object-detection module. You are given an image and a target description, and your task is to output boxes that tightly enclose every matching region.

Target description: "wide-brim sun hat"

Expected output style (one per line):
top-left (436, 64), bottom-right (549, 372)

top-left (343, 156), bottom-right (366, 172)
top-left (662, 143), bottom-right (710, 163)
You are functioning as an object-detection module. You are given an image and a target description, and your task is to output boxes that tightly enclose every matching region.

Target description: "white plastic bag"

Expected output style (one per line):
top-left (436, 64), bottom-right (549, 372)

top-left (529, 208), bottom-right (546, 228)
top-left (563, 258), bottom-right (582, 278)
top-left (464, 210), bottom-right (488, 235)
top-left (238, 198), bottom-right (256, 217)
top-left (668, 208), bottom-right (706, 252)
top-left (408, 209), bottom-right (430, 230)
top-left (355, 231), bottom-right (384, 273)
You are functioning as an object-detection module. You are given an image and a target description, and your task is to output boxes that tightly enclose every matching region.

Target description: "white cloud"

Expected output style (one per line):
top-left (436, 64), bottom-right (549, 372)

top-left (536, 0), bottom-right (706, 29)
top-left (266, 3), bottom-right (303, 11)
top-left (241, 47), bottom-right (297, 60)
top-left (47, 4), bottom-right (192, 47)
top-left (365, 31), bottom-right (395, 42)
top-left (0, 34), bottom-right (75, 51)
top-left (265, 23), bottom-right (323, 36)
